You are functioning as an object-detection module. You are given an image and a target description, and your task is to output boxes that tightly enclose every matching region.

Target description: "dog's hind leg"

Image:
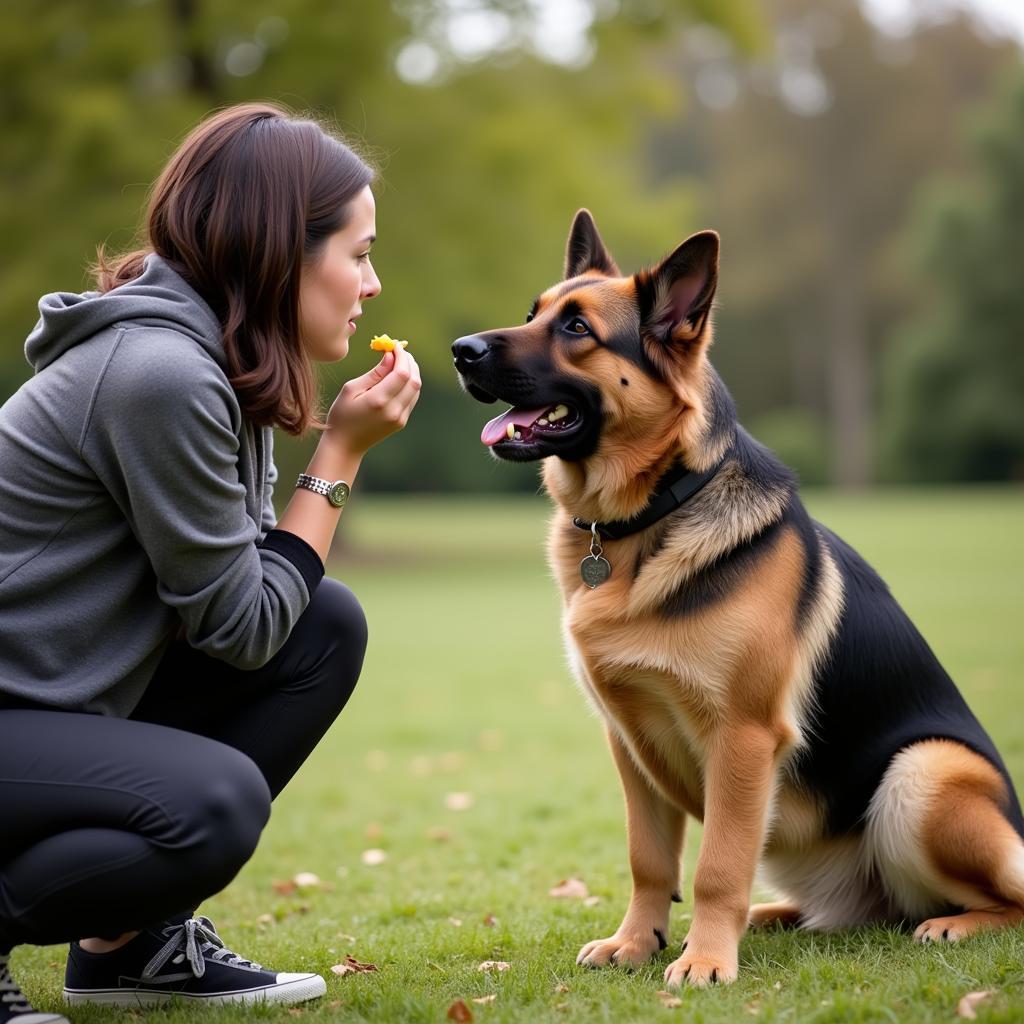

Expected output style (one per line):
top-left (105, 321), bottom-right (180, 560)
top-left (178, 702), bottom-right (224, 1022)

top-left (577, 727), bottom-right (686, 969)
top-left (866, 739), bottom-right (1024, 943)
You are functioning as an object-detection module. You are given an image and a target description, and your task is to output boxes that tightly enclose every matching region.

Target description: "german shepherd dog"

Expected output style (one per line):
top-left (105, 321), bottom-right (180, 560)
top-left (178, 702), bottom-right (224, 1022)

top-left (452, 210), bottom-right (1024, 988)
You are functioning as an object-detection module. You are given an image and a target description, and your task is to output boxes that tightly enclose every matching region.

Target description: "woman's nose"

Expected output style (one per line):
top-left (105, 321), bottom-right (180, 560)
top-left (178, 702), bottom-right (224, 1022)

top-left (362, 265), bottom-right (382, 299)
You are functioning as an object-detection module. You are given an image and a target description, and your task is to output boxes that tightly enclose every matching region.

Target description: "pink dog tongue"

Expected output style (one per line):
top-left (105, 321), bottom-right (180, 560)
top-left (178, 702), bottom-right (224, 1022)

top-left (481, 406), bottom-right (549, 446)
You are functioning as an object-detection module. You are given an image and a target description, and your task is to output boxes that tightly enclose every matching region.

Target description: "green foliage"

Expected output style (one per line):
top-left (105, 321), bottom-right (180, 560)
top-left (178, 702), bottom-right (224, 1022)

top-left (881, 67), bottom-right (1024, 482)
top-left (0, 0), bottom-right (765, 490)
top-left (746, 406), bottom-right (828, 485)
top-left (2, 0), bottom-right (1021, 488)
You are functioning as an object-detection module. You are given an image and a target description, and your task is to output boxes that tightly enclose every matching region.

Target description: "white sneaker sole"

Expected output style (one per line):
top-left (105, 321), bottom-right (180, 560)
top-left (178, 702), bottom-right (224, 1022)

top-left (63, 972), bottom-right (326, 1007)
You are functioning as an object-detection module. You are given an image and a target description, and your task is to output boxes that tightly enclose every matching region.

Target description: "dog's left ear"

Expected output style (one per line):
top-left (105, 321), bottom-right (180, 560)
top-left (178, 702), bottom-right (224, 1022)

top-left (565, 209), bottom-right (620, 279)
top-left (638, 230), bottom-right (719, 348)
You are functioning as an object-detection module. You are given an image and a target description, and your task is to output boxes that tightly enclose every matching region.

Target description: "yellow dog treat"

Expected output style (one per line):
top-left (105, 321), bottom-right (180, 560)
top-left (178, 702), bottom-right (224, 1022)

top-left (369, 334), bottom-right (409, 352)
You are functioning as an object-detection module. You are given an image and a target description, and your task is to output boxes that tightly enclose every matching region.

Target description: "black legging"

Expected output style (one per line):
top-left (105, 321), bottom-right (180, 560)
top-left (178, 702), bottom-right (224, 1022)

top-left (0, 577), bottom-right (367, 953)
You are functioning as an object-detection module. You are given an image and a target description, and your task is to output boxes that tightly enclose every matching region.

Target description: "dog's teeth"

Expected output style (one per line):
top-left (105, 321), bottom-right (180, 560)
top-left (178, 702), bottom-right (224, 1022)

top-left (549, 404), bottom-right (569, 422)
top-left (506, 423), bottom-right (515, 440)
top-left (538, 418), bottom-right (549, 426)
top-left (514, 431), bottom-right (522, 440)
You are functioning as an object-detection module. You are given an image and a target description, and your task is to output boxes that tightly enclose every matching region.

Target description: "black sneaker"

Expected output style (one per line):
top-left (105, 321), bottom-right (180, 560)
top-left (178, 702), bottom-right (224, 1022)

top-left (0, 954), bottom-right (69, 1024)
top-left (62, 916), bottom-right (326, 1007)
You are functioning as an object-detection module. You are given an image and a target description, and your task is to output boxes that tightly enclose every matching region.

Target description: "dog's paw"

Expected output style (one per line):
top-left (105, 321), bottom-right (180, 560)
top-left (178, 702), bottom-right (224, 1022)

top-left (576, 927), bottom-right (666, 968)
top-left (914, 915), bottom-right (972, 943)
top-left (663, 944), bottom-right (738, 988)
top-left (914, 908), bottom-right (1024, 944)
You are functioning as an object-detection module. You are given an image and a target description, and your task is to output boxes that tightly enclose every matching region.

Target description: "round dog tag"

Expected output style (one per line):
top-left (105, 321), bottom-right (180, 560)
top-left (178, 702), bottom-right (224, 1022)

top-left (580, 554), bottom-right (611, 589)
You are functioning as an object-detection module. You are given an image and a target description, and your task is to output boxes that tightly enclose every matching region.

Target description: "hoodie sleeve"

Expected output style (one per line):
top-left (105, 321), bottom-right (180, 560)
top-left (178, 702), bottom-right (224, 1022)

top-left (82, 327), bottom-right (323, 670)
top-left (262, 437), bottom-right (279, 534)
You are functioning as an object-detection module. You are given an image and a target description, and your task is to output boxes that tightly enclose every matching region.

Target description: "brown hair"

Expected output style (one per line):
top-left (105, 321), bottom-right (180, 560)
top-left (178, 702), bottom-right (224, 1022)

top-left (95, 102), bottom-right (375, 435)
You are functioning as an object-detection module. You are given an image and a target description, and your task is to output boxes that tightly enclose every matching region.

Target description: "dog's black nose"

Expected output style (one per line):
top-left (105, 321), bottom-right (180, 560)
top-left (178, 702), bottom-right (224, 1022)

top-left (452, 335), bottom-right (490, 367)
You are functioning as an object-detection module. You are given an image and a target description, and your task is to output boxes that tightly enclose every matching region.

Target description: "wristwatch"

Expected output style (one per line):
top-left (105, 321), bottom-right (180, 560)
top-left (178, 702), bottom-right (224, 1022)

top-left (296, 473), bottom-right (350, 509)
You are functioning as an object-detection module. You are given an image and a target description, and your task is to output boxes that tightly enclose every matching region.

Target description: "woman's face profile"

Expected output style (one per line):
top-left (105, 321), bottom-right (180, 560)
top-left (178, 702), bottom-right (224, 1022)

top-left (298, 185), bottom-right (381, 362)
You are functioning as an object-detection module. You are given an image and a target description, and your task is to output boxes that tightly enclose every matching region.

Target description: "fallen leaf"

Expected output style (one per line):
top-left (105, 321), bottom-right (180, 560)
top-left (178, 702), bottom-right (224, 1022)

top-left (365, 749), bottom-right (389, 771)
top-left (287, 1010), bottom-right (304, 1018)
top-left (957, 991), bottom-right (993, 1019)
top-left (482, 914), bottom-right (498, 927)
top-left (448, 917), bottom-right (463, 927)
top-left (477, 961), bottom-right (511, 973)
top-left (583, 896), bottom-right (601, 907)
top-left (553, 984), bottom-right (570, 994)
top-left (657, 990), bottom-right (683, 1009)
top-left (271, 879), bottom-right (296, 895)
top-left (427, 826), bottom-right (452, 842)
top-left (256, 913), bottom-right (274, 926)
top-left (361, 848), bottom-right (387, 866)
top-left (330, 955), bottom-right (378, 977)
top-left (293, 871), bottom-right (320, 888)
top-left (439, 751), bottom-right (465, 772)
top-left (549, 878), bottom-right (589, 899)
top-left (447, 1000), bottom-right (473, 1022)
top-left (472, 994), bottom-right (497, 1005)
top-left (445, 792), bottom-right (474, 811)
top-left (478, 729), bottom-right (503, 751)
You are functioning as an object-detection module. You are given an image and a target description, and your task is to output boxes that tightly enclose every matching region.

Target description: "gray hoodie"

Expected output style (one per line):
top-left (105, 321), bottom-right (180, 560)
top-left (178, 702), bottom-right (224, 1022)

top-left (0, 254), bottom-right (322, 716)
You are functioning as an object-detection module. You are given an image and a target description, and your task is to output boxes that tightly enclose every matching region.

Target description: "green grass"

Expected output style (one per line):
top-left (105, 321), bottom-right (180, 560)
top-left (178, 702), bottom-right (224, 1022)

top-left (15, 487), bottom-right (1024, 1022)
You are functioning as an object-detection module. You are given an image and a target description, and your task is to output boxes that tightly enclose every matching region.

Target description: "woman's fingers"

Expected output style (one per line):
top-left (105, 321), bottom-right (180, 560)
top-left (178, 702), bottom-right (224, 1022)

top-left (342, 351), bottom-right (395, 398)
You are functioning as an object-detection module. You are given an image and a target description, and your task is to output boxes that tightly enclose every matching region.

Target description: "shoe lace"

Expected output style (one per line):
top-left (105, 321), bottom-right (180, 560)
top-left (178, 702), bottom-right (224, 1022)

top-left (141, 917), bottom-right (263, 981)
top-left (0, 957), bottom-right (34, 1014)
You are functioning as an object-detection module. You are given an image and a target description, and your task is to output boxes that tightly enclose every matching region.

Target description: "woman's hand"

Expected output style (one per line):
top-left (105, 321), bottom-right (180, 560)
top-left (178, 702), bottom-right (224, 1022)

top-left (325, 343), bottom-right (422, 458)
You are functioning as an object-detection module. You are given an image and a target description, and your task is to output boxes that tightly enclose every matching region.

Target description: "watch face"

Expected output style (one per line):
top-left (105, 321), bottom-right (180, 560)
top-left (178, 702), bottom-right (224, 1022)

top-left (328, 481), bottom-right (350, 508)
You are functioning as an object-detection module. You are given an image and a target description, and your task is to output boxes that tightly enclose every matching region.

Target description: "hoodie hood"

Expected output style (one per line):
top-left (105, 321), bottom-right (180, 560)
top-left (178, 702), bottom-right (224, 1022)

top-left (25, 253), bottom-right (225, 373)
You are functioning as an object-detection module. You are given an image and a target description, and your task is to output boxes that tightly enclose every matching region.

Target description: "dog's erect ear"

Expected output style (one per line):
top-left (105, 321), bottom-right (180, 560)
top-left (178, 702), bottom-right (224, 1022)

top-left (565, 209), bottom-right (620, 279)
top-left (638, 230), bottom-right (719, 348)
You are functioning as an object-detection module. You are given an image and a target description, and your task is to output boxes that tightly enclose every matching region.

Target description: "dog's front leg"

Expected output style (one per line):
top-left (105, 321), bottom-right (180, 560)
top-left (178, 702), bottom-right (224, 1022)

top-left (664, 724), bottom-right (779, 988)
top-left (578, 726), bottom-right (685, 968)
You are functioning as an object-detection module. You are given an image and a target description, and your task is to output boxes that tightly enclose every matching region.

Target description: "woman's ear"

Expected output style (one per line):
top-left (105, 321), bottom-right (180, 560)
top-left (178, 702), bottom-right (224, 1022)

top-left (637, 230), bottom-right (719, 347)
top-left (564, 208), bottom-right (620, 279)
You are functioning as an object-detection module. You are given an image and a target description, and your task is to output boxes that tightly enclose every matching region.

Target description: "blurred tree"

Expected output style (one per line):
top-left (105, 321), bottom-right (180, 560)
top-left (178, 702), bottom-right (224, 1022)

top-left (647, 0), bottom-right (1019, 486)
top-left (880, 65), bottom-right (1024, 482)
top-left (0, 0), bottom-right (760, 494)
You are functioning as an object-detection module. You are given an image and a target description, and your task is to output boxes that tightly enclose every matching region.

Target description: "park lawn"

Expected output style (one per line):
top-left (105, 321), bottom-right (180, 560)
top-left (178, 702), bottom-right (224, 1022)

top-left (16, 487), bottom-right (1024, 1023)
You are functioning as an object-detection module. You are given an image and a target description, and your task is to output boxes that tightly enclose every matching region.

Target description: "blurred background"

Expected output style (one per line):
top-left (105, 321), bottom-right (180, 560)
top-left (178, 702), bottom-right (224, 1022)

top-left (2, 0), bottom-right (1023, 496)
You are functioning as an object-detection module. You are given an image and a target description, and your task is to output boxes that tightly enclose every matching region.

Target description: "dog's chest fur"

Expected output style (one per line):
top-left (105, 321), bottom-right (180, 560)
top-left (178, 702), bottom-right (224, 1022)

top-left (551, 527), bottom-right (787, 820)
top-left (544, 492), bottom-right (844, 838)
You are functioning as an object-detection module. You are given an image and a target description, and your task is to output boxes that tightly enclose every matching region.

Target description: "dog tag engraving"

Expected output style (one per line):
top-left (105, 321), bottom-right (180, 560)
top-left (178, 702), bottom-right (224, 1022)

top-left (580, 522), bottom-right (611, 588)
top-left (580, 554), bottom-right (611, 589)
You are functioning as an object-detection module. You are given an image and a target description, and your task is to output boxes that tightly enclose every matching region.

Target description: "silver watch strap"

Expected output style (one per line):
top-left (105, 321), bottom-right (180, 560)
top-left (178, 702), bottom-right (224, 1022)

top-left (296, 473), bottom-right (333, 498)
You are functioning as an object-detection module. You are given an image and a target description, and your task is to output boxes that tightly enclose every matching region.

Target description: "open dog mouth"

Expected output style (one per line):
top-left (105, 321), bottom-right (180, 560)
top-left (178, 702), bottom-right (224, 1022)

top-left (480, 402), bottom-right (581, 448)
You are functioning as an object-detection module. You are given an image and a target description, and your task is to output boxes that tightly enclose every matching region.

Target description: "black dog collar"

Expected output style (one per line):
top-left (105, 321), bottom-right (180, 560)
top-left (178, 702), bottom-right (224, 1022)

top-left (572, 458), bottom-right (724, 541)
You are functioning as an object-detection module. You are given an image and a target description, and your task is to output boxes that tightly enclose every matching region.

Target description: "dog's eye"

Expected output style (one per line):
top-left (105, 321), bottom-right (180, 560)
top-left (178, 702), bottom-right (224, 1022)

top-left (525, 312), bottom-right (534, 323)
top-left (567, 317), bottom-right (590, 336)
